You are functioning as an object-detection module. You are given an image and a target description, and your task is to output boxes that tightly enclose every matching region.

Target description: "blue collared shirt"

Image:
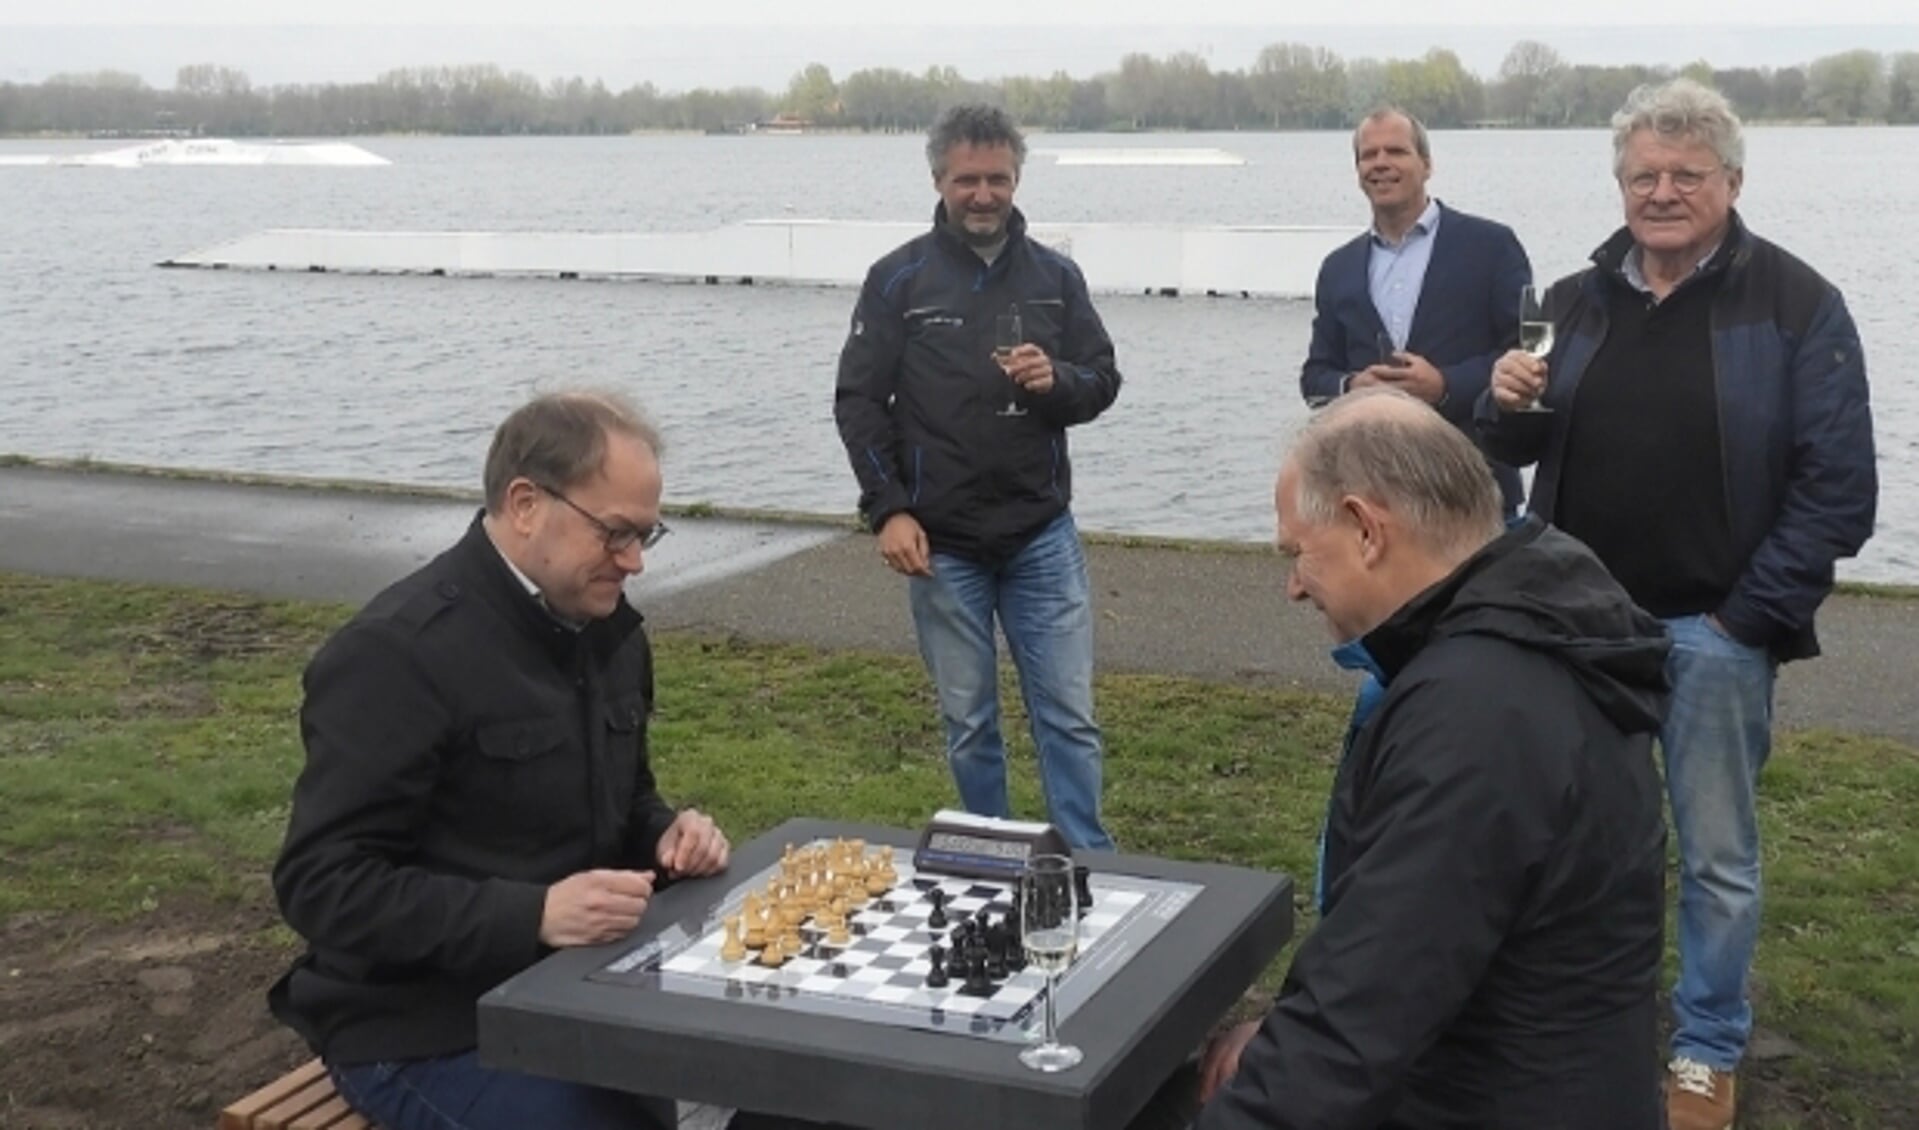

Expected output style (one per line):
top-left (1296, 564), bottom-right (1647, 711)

top-left (1621, 240), bottom-right (1722, 299)
top-left (1367, 197), bottom-right (1442, 350)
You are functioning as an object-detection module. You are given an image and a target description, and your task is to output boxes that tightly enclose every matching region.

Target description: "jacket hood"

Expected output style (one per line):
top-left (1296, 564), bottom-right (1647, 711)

top-left (1364, 517), bottom-right (1671, 735)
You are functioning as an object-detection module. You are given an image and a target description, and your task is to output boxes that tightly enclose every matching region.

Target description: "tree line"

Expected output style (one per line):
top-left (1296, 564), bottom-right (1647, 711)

top-left (3, 42), bottom-right (1917, 138)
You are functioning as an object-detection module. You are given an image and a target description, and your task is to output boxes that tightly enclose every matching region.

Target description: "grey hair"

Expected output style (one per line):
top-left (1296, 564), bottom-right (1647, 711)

top-left (1610, 77), bottom-right (1745, 177)
top-left (926, 103), bottom-right (1026, 179)
top-left (1353, 106), bottom-right (1431, 161)
top-left (483, 389), bottom-right (663, 513)
top-left (1290, 388), bottom-right (1503, 558)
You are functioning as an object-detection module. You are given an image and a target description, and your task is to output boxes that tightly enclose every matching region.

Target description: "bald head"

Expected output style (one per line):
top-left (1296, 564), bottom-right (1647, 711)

top-left (1288, 388), bottom-right (1504, 561)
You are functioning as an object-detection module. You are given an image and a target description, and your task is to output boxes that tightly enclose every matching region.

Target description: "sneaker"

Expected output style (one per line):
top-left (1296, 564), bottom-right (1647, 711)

top-left (1666, 1056), bottom-right (1737, 1130)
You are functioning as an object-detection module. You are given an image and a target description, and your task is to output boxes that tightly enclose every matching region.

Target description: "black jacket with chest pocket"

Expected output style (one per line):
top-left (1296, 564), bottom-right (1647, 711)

top-left (834, 203), bottom-right (1123, 566)
top-left (269, 515), bottom-right (681, 1065)
top-left (1198, 519), bottom-right (1670, 1130)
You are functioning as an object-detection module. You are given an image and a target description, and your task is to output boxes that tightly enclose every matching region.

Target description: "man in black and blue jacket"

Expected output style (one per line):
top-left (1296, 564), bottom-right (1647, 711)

top-left (1481, 79), bottom-right (1876, 1130)
top-left (1197, 389), bottom-right (1669, 1130)
top-left (833, 104), bottom-right (1122, 850)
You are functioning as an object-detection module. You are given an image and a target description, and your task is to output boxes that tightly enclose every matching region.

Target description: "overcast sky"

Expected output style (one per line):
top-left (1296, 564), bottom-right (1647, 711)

top-left (6, 0), bottom-right (1917, 23)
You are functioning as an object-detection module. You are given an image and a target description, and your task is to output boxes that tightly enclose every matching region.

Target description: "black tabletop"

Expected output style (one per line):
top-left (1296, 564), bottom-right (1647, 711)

top-left (479, 818), bottom-right (1294, 1130)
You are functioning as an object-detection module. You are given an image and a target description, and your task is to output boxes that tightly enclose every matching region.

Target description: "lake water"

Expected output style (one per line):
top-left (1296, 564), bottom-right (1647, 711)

top-left (2, 128), bottom-right (1912, 581)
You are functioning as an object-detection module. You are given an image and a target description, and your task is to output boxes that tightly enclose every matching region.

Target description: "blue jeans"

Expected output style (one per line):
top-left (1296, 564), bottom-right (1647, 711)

top-left (329, 1051), bottom-right (675, 1130)
top-left (908, 511), bottom-right (1114, 850)
top-left (1662, 613), bottom-right (1778, 1070)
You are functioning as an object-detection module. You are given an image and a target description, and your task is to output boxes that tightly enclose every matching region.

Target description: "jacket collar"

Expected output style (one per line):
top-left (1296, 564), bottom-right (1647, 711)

top-left (1590, 208), bottom-right (1750, 293)
top-left (930, 201), bottom-right (1029, 260)
top-left (449, 512), bottom-right (645, 666)
top-left (1352, 516), bottom-right (1547, 685)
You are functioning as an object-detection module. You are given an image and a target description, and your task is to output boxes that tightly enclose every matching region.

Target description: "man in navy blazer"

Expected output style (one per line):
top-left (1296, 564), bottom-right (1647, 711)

top-left (1301, 107), bottom-right (1531, 515)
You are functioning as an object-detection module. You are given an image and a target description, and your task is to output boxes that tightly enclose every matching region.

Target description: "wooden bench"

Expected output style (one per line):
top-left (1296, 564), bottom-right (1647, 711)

top-left (218, 1058), bottom-right (372, 1130)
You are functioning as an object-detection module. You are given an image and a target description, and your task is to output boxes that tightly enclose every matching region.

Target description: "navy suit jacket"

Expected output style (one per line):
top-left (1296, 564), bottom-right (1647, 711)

top-left (1300, 201), bottom-right (1531, 513)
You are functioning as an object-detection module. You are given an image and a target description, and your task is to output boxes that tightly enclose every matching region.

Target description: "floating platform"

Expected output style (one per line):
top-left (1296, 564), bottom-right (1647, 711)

top-left (158, 220), bottom-right (1354, 299)
top-left (1036, 147), bottom-right (1247, 167)
top-left (0, 139), bottom-right (389, 167)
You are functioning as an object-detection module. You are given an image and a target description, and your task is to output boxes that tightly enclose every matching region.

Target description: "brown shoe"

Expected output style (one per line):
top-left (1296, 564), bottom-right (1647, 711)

top-left (1666, 1056), bottom-right (1737, 1130)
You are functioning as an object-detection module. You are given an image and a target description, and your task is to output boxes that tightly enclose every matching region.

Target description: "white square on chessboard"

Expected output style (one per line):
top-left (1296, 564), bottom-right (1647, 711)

top-left (784, 957), bottom-right (824, 976)
top-left (662, 954), bottom-right (705, 974)
top-left (730, 965), bottom-right (774, 984)
top-left (863, 924), bottom-right (911, 943)
top-left (848, 965), bottom-right (894, 984)
top-left (796, 975), bottom-right (845, 994)
top-left (864, 984), bottom-right (916, 1004)
top-left (1083, 911), bottom-right (1121, 932)
top-left (883, 941), bottom-right (924, 959)
top-left (939, 995), bottom-right (986, 1015)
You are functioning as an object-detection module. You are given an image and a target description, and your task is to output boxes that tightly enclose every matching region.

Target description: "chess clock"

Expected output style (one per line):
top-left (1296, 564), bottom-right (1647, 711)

top-left (913, 809), bottom-right (1071, 880)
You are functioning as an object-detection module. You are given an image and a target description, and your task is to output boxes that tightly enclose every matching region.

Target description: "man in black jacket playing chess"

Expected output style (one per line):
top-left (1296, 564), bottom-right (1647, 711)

top-left (271, 391), bottom-right (833, 1130)
top-left (1195, 389), bottom-right (1669, 1129)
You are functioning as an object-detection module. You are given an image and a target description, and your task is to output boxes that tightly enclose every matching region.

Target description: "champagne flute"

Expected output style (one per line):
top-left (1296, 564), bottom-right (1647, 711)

top-left (1515, 286), bottom-right (1554, 414)
top-left (1017, 853), bottom-right (1082, 1072)
top-left (994, 305), bottom-right (1028, 418)
top-left (1375, 331), bottom-right (1407, 371)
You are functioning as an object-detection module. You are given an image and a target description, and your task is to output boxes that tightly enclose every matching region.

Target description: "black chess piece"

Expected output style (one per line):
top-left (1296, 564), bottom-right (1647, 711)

top-left (1074, 863), bottom-right (1093, 918)
top-left (963, 951), bottom-right (992, 995)
top-left (983, 920), bottom-right (1009, 960)
top-left (927, 888), bottom-right (948, 929)
top-left (926, 944), bottom-right (949, 989)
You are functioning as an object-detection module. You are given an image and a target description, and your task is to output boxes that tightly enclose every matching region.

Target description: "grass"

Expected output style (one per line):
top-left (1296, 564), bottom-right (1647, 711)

top-left (1, 571), bottom-right (1914, 1125)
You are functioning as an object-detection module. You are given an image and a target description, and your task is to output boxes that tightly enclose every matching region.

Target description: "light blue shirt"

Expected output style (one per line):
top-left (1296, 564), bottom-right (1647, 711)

top-left (1367, 197), bottom-right (1442, 351)
top-left (1621, 240), bottom-right (1722, 299)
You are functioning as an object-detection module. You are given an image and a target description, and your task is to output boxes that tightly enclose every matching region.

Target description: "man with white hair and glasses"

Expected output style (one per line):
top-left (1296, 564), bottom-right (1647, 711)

top-left (1480, 78), bottom-right (1877, 1130)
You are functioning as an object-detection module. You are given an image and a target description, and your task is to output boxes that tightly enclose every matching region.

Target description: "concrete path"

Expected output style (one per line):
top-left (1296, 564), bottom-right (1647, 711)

top-left (5, 464), bottom-right (1914, 746)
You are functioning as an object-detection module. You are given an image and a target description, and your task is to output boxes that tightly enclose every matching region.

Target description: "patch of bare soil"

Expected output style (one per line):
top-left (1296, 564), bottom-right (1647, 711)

top-left (0, 901), bottom-right (307, 1130)
top-left (132, 601), bottom-right (301, 664)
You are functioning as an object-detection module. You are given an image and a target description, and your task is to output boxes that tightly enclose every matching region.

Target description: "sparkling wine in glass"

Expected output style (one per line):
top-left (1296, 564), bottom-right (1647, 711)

top-left (1018, 854), bottom-right (1082, 1072)
top-left (1375, 331), bottom-right (1407, 370)
top-left (994, 305), bottom-right (1027, 418)
top-left (1515, 286), bottom-right (1554, 414)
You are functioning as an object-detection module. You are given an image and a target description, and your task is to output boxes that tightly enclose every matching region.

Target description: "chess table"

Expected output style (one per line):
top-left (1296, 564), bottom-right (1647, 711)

top-left (479, 818), bottom-right (1295, 1130)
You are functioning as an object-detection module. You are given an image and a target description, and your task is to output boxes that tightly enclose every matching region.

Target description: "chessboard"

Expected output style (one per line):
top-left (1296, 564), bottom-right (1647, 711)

top-left (592, 840), bottom-right (1201, 1044)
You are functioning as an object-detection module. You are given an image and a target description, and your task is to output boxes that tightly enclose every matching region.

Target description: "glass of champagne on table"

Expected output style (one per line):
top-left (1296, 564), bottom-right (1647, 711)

top-left (1515, 285), bottom-right (1554, 413)
top-left (1017, 853), bottom-right (1082, 1072)
top-left (995, 304), bottom-right (1027, 418)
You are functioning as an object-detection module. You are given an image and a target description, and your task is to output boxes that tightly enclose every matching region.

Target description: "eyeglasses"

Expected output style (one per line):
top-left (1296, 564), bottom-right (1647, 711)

top-left (1622, 167), bottom-right (1721, 198)
top-left (537, 483), bottom-right (670, 554)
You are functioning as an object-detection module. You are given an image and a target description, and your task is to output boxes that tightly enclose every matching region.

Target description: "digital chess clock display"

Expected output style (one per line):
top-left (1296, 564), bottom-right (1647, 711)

top-left (913, 810), bottom-right (1071, 878)
top-left (924, 832), bottom-right (1034, 861)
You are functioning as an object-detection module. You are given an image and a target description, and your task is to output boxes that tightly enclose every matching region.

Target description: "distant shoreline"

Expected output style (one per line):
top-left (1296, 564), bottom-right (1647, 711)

top-left (0, 120), bottom-right (1894, 142)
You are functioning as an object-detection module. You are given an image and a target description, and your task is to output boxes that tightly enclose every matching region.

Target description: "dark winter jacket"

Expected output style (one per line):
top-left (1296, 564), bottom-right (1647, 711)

top-left (1476, 213), bottom-right (1877, 661)
top-left (269, 516), bottom-right (680, 1064)
top-left (1198, 518), bottom-right (1670, 1130)
top-left (834, 203), bottom-right (1122, 564)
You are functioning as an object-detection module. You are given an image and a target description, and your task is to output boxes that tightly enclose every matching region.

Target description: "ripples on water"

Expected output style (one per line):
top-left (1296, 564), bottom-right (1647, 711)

top-left (2, 129), bottom-right (1914, 582)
